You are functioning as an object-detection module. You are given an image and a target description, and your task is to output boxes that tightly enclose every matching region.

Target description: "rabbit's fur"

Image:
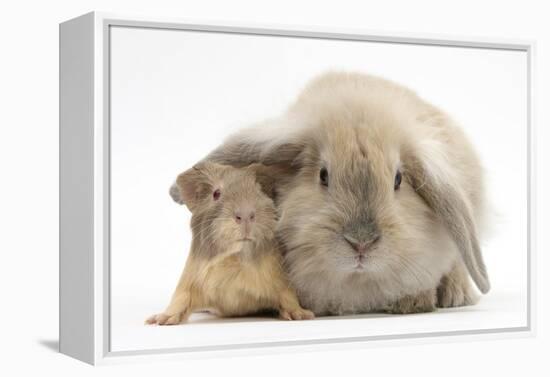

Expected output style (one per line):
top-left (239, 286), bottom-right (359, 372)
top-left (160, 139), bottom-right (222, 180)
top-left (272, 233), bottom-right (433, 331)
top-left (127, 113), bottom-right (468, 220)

top-left (182, 72), bottom-right (489, 315)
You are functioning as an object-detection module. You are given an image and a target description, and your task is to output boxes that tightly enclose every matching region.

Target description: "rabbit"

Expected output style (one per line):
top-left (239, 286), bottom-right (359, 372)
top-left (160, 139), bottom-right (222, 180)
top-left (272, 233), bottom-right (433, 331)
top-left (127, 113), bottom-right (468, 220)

top-left (147, 162), bottom-right (314, 325)
top-left (181, 71), bottom-right (490, 316)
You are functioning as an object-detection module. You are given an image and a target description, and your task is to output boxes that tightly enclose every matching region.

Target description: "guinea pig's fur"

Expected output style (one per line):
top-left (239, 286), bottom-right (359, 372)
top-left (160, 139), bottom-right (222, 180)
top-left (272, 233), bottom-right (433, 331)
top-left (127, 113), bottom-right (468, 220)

top-left (202, 72), bottom-right (489, 316)
top-left (147, 162), bottom-right (314, 325)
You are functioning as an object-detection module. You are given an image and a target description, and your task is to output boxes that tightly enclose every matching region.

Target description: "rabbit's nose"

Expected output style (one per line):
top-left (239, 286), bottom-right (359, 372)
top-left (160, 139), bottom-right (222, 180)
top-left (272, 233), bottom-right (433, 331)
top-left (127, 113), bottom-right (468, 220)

top-left (343, 234), bottom-right (381, 254)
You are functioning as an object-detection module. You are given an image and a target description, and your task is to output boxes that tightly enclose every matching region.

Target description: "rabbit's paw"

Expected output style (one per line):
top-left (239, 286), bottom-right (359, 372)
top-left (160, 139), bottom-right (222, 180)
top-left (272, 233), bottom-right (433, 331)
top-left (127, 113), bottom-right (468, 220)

top-left (437, 266), bottom-right (479, 308)
top-left (386, 290), bottom-right (437, 314)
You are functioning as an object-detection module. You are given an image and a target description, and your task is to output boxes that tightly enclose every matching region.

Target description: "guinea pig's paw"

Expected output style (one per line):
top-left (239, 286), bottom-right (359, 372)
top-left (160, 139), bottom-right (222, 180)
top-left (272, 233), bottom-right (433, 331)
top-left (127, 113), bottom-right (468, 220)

top-left (385, 290), bottom-right (437, 314)
top-left (145, 312), bottom-right (187, 326)
top-left (437, 273), bottom-right (479, 308)
top-left (279, 307), bottom-right (315, 321)
top-left (145, 314), bottom-right (159, 325)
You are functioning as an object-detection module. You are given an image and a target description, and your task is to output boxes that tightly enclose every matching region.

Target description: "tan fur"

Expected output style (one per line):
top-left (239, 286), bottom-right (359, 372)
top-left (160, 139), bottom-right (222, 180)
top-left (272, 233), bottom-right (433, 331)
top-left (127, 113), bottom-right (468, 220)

top-left (147, 162), bottom-right (313, 325)
top-left (203, 72), bottom-right (489, 315)
top-left (385, 289), bottom-right (437, 314)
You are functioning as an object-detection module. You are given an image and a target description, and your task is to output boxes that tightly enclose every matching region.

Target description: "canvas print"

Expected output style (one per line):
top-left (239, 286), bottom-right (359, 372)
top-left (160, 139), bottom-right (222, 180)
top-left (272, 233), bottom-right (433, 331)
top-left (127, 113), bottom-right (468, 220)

top-left (109, 26), bottom-right (528, 352)
top-left (146, 71), bottom-right (488, 325)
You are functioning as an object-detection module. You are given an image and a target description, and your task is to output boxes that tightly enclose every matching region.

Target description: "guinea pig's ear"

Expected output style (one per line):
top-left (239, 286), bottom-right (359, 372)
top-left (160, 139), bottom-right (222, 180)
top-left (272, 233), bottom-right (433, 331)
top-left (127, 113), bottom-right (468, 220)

top-left (171, 163), bottom-right (212, 211)
top-left (404, 152), bottom-right (490, 294)
top-left (247, 163), bottom-right (295, 200)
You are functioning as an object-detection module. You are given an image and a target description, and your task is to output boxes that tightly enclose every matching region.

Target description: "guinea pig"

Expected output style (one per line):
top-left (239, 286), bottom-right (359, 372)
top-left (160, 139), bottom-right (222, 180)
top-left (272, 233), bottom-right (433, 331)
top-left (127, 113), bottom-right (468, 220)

top-left (146, 162), bottom-right (314, 325)
top-left (197, 71), bottom-right (490, 316)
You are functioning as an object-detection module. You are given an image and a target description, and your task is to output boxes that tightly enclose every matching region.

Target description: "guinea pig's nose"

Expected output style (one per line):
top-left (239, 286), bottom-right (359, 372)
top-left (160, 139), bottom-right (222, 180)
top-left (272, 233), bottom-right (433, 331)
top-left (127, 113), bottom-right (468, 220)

top-left (234, 208), bottom-right (256, 224)
top-left (343, 234), bottom-right (381, 255)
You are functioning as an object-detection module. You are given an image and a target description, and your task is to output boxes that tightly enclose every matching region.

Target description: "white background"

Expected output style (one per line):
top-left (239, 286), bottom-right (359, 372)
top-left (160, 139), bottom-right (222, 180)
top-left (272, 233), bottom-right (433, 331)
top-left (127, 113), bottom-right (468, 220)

top-left (0, 0), bottom-right (548, 376)
top-left (110, 25), bottom-right (527, 352)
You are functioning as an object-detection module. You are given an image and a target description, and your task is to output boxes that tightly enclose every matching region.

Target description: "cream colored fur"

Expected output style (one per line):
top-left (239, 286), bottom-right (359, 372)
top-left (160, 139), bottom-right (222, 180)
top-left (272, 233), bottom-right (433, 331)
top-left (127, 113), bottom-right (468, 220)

top-left (203, 72), bottom-right (489, 315)
top-left (148, 163), bottom-right (313, 324)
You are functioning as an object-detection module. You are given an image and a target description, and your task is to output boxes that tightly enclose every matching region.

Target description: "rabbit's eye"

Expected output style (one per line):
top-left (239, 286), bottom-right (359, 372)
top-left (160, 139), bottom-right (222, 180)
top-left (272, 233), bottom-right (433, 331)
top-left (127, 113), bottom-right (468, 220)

top-left (394, 170), bottom-right (402, 190)
top-left (213, 189), bottom-right (221, 200)
top-left (320, 167), bottom-right (329, 187)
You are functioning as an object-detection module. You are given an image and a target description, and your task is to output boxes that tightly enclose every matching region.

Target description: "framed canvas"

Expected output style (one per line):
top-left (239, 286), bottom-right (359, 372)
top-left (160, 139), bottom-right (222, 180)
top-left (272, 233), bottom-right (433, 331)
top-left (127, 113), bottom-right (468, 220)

top-left (59, 11), bottom-right (536, 365)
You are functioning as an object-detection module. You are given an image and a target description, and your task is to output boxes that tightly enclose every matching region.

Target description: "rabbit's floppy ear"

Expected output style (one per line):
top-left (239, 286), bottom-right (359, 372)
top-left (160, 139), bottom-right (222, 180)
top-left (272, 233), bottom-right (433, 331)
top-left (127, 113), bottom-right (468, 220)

top-left (170, 163), bottom-right (213, 211)
top-left (404, 148), bottom-right (490, 294)
top-left (205, 118), bottom-right (307, 168)
top-left (246, 163), bottom-right (295, 200)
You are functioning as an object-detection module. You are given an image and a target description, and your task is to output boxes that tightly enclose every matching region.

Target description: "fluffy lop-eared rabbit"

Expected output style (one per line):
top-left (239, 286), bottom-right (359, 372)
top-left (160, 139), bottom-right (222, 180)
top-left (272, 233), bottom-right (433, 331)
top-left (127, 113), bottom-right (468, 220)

top-left (174, 72), bottom-right (490, 316)
top-left (148, 162), bottom-right (314, 325)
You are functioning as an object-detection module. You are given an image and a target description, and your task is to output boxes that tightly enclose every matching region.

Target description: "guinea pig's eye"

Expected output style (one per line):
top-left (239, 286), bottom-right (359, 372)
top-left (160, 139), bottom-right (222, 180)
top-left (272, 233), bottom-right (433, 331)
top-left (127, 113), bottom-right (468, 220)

top-left (213, 189), bottom-right (221, 201)
top-left (319, 167), bottom-right (329, 187)
top-left (394, 170), bottom-right (402, 191)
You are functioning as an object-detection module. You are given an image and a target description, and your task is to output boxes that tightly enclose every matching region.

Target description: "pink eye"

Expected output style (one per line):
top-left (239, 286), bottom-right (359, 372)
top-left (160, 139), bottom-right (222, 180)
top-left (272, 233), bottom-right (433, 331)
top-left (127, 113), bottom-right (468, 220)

top-left (213, 189), bottom-right (221, 201)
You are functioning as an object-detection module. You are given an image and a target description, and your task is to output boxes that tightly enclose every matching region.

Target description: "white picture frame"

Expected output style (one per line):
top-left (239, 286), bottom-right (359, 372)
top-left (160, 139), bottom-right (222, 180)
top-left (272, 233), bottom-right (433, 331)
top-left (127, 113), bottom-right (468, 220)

top-left (59, 11), bottom-right (536, 365)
